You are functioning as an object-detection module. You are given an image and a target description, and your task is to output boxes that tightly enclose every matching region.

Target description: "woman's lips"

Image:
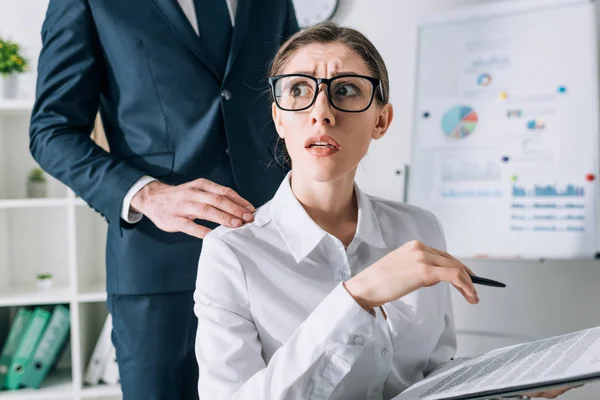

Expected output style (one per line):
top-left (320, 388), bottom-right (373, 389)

top-left (305, 134), bottom-right (341, 157)
top-left (306, 146), bottom-right (340, 157)
top-left (304, 134), bottom-right (341, 149)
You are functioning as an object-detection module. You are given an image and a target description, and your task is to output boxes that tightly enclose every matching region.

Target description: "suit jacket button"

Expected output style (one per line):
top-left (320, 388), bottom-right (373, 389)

top-left (221, 89), bottom-right (232, 101)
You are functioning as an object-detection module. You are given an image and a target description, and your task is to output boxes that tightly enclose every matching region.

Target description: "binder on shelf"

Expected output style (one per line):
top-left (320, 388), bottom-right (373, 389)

top-left (84, 314), bottom-right (113, 385)
top-left (100, 344), bottom-right (119, 385)
top-left (21, 305), bottom-right (70, 389)
top-left (4, 307), bottom-right (51, 390)
top-left (0, 308), bottom-right (32, 388)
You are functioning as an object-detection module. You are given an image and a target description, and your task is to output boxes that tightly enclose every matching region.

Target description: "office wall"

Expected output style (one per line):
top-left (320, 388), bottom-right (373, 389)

top-left (336, 1), bottom-right (600, 398)
top-left (1, 0), bottom-right (598, 398)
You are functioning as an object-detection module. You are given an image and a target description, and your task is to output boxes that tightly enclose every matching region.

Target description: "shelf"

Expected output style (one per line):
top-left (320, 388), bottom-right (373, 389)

top-left (0, 369), bottom-right (73, 399)
top-left (0, 198), bottom-right (70, 209)
top-left (78, 281), bottom-right (107, 303)
top-left (80, 384), bottom-right (122, 398)
top-left (0, 284), bottom-right (72, 307)
top-left (0, 99), bottom-right (34, 115)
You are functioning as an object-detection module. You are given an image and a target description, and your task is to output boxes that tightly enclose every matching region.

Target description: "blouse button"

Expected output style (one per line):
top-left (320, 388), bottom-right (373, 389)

top-left (382, 348), bottom-right (390, 357)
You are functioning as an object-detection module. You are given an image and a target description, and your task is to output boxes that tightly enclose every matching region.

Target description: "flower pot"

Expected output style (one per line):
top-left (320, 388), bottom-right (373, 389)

top-left (27, 181), bottom-right (47, 198)
top-left (37, 277), bottom-right (54, 290)
top-left (1, 74), bottom-right (18, 99)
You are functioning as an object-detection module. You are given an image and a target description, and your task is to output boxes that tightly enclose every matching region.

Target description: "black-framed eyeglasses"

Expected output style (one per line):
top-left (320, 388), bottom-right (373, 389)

top-left (268, 74), bottom-right (384, 113)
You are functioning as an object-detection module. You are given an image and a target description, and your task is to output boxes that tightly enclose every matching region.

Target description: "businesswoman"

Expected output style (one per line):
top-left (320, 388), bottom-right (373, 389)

top-left (194, 23), bottom-right (575, 400)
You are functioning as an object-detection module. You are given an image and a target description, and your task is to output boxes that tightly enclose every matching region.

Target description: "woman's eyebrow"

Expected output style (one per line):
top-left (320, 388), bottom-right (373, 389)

top-left (290, 70), bottom-right (317, 76)
top-left (330, 71), bottom-right (360, 77)
top-left (289, 70), bottom-right (361, 77)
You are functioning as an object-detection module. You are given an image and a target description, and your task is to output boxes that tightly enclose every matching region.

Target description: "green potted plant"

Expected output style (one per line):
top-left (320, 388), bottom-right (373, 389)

top-left (36, 273), bottom-right (54, 290)
top-left (0, 36), bottom-right (28, 99)
top-left (27, 167), bottom-right (47, 198)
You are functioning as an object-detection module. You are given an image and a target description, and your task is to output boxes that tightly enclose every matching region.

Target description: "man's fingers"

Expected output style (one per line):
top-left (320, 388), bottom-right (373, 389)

top-left (196, 191), bottom-right (255, 223)
top-left (178, 219), bottom-right (212, 239)
top-left (182, 203), bottom-right (244, 228)
top-left (193, 179), bottom-right (255, 212)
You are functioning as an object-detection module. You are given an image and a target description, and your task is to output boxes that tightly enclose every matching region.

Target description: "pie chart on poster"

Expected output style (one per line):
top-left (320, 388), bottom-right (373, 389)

top-left (442, 105), bottom-right (478, 139)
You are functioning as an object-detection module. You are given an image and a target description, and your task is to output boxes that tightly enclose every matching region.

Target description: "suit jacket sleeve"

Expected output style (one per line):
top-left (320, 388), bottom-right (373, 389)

top-left (30, 0), bottom-right (145, 227)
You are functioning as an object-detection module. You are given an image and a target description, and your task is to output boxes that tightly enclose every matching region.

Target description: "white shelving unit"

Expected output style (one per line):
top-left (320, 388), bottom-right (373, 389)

top-left (0, 100), bottom-right (121, 399)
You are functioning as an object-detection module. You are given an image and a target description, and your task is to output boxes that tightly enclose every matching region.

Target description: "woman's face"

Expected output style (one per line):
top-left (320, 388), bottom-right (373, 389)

top-left (272, 42), bottom-right (393, 183)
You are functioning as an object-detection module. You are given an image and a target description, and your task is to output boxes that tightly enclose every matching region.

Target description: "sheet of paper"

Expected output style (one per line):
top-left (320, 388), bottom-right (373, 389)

top-left (393, 326), bottom-right (600, 400)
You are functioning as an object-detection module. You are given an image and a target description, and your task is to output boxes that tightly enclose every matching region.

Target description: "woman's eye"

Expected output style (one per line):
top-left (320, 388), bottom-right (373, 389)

top-left (289, 84), bottom-right (311, 97)
top-left (335, 84), bottom-right (360, 97)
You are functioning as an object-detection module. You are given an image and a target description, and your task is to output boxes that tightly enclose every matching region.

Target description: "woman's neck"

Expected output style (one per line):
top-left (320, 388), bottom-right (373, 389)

top-left (290, 172), bottom-right (358, 247)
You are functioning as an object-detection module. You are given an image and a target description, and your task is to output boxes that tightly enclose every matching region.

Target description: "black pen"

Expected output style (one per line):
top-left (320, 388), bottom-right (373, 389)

top-left (470, 275), bottom-right (506, 288)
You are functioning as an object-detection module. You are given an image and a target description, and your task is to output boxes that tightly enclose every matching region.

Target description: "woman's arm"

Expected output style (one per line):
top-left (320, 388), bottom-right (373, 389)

top-left (194, 234), bottom-right (379, 399)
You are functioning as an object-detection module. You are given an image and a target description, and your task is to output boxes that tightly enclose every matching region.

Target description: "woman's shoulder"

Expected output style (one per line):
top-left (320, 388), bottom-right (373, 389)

top-left (366, 194), bottom-right (446, 249)
top-left (196, 202), bottom-right (276, 283)
top-left (203, 199), bottom-right (277, 250)
top-left (367, 194), bottom-right (440, 224)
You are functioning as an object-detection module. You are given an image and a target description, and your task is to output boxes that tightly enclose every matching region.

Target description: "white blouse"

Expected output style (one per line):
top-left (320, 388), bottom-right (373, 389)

top-left (194, 173), bottom-right (457, 399)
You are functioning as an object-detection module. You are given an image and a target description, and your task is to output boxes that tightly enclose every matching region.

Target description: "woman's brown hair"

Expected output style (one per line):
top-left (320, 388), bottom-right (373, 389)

top-left (269, 22), bottom-right (390, 104)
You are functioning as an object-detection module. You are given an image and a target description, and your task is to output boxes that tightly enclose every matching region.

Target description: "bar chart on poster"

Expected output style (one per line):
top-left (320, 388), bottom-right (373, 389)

top-left (408, 0), bottom-right (600, 259)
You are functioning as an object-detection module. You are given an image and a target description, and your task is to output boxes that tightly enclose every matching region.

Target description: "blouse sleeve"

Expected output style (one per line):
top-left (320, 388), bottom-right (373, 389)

top-left (424, 211), bottom-right (458, 375)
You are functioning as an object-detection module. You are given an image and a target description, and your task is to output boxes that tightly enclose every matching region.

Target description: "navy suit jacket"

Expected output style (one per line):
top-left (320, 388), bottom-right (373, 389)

top-left (30, 0), bottom-right (298, 294)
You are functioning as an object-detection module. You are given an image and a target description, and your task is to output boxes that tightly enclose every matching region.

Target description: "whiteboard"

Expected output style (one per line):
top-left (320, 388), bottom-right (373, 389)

top-left (408, 0), bottom-right (600, 259)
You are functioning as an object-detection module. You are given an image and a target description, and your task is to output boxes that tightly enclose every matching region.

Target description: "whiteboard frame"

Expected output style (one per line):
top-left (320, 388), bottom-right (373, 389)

top-left (418, 0), bottom-right (592, 27)
top-left (409, 0), bottom-right (600, 260)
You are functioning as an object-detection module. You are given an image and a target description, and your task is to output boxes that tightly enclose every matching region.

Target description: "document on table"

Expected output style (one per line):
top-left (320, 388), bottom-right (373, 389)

top-left (393, 326), bottom-right (600, 400)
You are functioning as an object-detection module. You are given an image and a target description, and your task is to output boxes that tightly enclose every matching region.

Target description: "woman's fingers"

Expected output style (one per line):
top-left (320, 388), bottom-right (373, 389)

top-left (428, 246), bottom-right (477, 276)
top-left (422, 252), bottom-right (478, 302)
top-left (525, 384), bottom-right (582, 398)
top-left (451, 282), bottom-right (479, 305)
top-left (422, 246), bottom-right (479, 302)
top-left (421, 251), bottom-right (477, 296)
top-left (435, 266), bottom-right (478, 303)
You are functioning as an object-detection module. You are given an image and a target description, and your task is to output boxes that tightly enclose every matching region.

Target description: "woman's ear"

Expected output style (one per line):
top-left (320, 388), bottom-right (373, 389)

top-left (272, 102), bottom-right (285, 139)
top-left (372, 103), bottom-right (394, 140)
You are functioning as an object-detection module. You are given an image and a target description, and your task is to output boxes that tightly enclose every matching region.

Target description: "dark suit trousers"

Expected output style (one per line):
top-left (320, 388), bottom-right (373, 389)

top-left (107, 291), bottom-right (199, 400)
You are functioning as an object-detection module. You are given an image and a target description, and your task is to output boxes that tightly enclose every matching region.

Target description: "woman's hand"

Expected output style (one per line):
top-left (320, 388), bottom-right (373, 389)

top-left (344, 240), bottom-right (479, 311)
top-left (521, 383), bottom-right (583, 398)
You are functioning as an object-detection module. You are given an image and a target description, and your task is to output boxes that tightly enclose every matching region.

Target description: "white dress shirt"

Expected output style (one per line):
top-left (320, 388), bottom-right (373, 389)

top-left (194, 172), bottom-right (457, 400)
top-left (120, 0), bottom-right (238, 223)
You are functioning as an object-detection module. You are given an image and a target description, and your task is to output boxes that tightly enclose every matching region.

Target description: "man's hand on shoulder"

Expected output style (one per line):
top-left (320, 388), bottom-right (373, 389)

top-left (130, 178), bottom-right (255, 239)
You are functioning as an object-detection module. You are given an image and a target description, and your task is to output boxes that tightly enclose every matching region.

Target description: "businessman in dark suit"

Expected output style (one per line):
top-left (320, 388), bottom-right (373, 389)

top-left (30, 0), bottom-right (298, 398)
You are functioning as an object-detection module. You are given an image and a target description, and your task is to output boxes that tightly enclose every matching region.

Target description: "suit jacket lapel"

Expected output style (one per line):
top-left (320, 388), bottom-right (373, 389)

top-left (150, 0), bottom-right (222, 81)
top-left (225, 0), bottom-right (254, 77)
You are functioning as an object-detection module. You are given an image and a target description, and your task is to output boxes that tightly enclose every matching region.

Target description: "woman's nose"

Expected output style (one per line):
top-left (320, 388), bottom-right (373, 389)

top-left (311, 88), bottom-right (335, 126)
